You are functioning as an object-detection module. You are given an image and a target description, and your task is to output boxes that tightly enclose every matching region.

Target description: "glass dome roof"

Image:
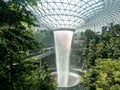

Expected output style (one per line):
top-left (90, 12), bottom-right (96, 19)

top-left (28, 0), bottom-right (120, 30)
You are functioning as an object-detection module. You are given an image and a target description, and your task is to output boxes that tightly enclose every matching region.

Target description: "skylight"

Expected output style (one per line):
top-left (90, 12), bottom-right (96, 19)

top-left (28, 0), bottom-right (120, 30)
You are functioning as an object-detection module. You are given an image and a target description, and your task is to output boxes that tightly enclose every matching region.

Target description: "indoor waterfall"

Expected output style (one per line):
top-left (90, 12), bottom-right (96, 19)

top-left (54, 30), bottom-right (73, 87)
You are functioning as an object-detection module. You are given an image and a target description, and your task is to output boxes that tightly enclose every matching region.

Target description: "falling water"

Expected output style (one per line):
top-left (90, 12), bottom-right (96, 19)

top-left (54, 30), bottom-right (73, 87)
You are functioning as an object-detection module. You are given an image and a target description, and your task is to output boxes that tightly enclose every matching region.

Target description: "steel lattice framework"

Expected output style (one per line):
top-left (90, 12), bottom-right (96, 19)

top-left (28, 0), bottom-right (120, 30)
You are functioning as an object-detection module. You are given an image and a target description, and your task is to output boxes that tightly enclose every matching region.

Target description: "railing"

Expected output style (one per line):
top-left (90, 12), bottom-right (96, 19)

top-left (70, 67), bottom-right (86, 73)
top-left (70, 65), bottom-right (86, 73)
top-left (25, 47), bottom-right (55, 59)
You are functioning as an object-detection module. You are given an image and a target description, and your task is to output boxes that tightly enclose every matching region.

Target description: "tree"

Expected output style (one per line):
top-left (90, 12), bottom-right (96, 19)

top-left (83, 29), bottom-right (99, 48)
top-left (21, 59), bottom-right (57, 90)
top-left (0, 0), bottom-right (38, 28)
top-left (81, 23), bottom-right (120, 90)
top-left (82, 58), bottom-right (120, 90)
top-left (0, 0), bottom-right (44, 89)
top-left (96, 23), bottom-right (120, 59)
top-left (33, 30), bottom-right (54, 49)
top-left (79, 29), bottom-right (100, 68)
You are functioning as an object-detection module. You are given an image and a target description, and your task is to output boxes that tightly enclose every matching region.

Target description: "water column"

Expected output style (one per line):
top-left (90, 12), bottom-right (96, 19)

top-left (54, 30), bottom-right (74, 87)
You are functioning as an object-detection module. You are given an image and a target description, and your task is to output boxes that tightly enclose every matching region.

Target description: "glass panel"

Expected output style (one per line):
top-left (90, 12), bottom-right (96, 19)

top-left (27, 0), bottom-right (120, 30)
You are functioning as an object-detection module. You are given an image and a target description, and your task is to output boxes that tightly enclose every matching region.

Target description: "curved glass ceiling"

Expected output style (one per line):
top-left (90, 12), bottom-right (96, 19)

top-left (28, 0), bottom-right (120, 30)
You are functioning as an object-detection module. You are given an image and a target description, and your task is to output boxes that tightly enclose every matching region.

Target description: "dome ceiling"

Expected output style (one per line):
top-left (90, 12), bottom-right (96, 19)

top-left (28, 0), bottom-right (120, 30)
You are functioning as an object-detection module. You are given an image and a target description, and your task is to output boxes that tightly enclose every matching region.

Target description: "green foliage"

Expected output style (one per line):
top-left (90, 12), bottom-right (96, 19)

top-left (79, 29), bottom-right (99, 68)
top-left (0, 28), bottom-right (38, 89)
top-left (80, 24), bottom-right (120, 89)
top-left (83, 29), bottom-right (100, 48)
top-left (79, 23), bottom-right (120, 68)
top-left (96, 23), bottom-right (120, 59)
top-left (0, 0), bottom-right (56, 90)
top-left (22, 60), bottom-right (57, 90)
top-left (82, 58), bottom-right (120, 90)
top-left (33, 30), bottom-right (54, 48)
top-left (0, 0), bottom-right (40, 28)
top-left (36, 63), bottom-right (57, 90)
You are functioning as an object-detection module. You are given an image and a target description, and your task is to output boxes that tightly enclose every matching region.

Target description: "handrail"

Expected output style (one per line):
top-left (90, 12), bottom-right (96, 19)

top-left (24, 47), bottom-right (55, 59)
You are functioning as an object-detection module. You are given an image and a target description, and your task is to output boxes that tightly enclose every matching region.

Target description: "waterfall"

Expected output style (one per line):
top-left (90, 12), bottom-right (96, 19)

top-left (54, 30), bottom-right (73, 87)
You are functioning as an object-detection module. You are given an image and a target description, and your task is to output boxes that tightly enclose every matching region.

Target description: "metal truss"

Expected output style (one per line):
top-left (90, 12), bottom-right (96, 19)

top-left (27, 0), bottom-right (120, 30)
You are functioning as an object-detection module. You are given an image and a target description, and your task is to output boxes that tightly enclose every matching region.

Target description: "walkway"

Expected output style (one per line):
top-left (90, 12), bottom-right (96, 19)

top-left (70, 67), bottom-right (86, 73)
top-left (25, 47), bottom-right (55, 59)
